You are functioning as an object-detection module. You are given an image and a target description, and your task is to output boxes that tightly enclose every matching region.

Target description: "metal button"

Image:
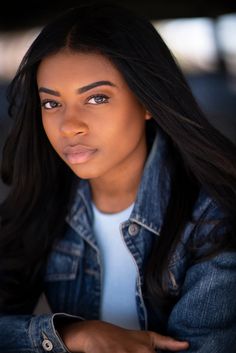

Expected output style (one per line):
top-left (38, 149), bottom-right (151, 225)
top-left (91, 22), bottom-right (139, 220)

top-left (42, 339), bottom-right (53, 351)
top-left (128, 223), bottom-right (139, 236)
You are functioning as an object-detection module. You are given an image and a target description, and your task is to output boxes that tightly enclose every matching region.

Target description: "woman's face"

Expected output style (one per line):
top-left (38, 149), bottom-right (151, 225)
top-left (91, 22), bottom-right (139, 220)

top-left (37, 50), bottom-right (151, 181)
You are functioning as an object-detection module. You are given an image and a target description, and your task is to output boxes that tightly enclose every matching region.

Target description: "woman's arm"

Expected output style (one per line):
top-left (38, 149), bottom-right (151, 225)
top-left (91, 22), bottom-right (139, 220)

top-left (0, 313), bottom-right (82, 353)
top-left (167, 252), bottom-right (236, 353)
top-left (0, 311), bottom-right (188, 353)
top-left (56, 319), bottom-right (189, 353)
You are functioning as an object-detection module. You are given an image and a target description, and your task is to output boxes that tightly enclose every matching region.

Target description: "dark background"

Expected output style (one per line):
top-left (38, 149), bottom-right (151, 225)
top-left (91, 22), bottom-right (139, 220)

top-left (0, 0), bottom-right (236, 30)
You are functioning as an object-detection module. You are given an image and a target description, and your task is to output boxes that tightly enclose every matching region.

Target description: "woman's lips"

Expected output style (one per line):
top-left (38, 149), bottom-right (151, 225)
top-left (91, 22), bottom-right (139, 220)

top-left (63, 144), bottom-right (97, 164)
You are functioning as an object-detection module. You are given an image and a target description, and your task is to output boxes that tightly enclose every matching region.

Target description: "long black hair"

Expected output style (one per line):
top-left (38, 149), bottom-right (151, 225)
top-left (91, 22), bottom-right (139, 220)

top-left (1, 1), bottom-right (236, 312)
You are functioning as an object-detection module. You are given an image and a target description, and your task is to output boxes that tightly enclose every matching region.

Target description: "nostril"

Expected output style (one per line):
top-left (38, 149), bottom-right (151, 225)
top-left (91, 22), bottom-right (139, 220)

top-left (60, 121), bottom-right (88, 136)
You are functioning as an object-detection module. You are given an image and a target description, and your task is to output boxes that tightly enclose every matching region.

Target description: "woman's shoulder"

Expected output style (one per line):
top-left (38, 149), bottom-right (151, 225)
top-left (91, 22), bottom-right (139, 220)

top-left (166, 188), bottom-right (234, 296)
top-left (191, 187), bottom-right (226, 224)
top-left (175, 187), bottom-right (229, 247)
top-left (189, 187), bottom-right (230, 247)
top-left (168, 188), bottom-right (232, 269)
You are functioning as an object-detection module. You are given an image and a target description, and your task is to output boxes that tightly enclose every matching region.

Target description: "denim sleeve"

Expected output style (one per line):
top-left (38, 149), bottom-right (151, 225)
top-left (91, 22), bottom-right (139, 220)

top-left (167, 252), bottom-right (236, 353)
top-left (0, 312), bottom-right (83, 353)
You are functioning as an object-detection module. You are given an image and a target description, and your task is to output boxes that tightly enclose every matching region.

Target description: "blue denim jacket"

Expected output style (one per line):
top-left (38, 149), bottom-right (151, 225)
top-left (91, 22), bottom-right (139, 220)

top-left (0, 129), bottom-right (236, 353)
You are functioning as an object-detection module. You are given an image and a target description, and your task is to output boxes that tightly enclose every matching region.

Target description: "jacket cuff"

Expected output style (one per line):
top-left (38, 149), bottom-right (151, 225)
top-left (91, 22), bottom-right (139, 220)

top-left (29, 313), bottom-right (84, 353)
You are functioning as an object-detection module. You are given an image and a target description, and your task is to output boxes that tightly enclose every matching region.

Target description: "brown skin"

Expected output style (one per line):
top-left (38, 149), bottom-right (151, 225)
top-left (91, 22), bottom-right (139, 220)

top-left (37, 50), bottom-right (189, 352)
top-left (58, 320), bottom-right (189, 353)
top-left (37, 49), bottom-right (151, 213)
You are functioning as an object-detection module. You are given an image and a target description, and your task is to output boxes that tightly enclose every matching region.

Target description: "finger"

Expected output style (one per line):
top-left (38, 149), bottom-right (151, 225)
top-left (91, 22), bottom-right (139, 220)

top-left (150, 332), bottom-right (189, 351)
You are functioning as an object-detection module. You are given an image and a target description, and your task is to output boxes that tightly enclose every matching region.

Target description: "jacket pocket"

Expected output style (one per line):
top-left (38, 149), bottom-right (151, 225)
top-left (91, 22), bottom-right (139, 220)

top-left (44, 239), bottom-right (84, 281)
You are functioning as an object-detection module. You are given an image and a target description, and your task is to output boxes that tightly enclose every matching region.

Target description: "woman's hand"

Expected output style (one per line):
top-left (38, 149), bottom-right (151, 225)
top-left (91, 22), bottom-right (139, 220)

top-left (58, 320), bottom-right (189, 353)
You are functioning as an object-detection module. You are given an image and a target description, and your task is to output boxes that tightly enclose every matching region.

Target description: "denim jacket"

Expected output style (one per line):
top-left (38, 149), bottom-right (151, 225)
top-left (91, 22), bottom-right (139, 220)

top-left (0, 129), bottom-right (236, 353)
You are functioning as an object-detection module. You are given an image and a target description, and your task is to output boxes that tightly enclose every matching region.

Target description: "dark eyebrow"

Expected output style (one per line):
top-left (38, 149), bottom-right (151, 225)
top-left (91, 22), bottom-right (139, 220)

top-left (38, 80), bottom-right (117, 97)
top-left (38, 87), bottom-right (60, 96)
top-left (77, 80), bottom-right (117, 93)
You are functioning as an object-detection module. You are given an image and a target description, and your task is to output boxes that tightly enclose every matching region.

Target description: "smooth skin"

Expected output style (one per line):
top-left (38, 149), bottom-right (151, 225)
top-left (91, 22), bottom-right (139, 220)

top-left (37, 49), bottom-right (189, 352)
top-left (37, 49), bottom-right (151, 213)
top-left (58, 320), bottom-right (189, 353)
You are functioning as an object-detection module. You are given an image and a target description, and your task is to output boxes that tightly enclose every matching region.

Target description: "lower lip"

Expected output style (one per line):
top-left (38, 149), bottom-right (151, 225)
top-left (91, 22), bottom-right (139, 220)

top-left (64, 150), bottom-right (97, 164)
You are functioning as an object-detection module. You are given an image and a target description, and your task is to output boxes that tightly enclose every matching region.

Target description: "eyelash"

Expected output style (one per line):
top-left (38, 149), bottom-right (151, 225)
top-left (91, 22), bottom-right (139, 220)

top-left (40, 94), bottom-right (110, 110)
top-left (41, 100), bottom-right (61, 110)
top-left (86, 94), bottom-right (110, 105)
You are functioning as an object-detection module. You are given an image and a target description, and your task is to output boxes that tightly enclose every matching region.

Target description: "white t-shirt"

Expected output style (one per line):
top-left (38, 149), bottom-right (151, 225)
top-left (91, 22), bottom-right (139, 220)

top-left (92, 202), bottom-right (140, 330)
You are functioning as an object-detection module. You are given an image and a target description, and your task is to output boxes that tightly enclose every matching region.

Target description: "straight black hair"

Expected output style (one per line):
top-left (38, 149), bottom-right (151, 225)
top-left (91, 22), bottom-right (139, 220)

top-left (1, 1), bottom-right (236, 313)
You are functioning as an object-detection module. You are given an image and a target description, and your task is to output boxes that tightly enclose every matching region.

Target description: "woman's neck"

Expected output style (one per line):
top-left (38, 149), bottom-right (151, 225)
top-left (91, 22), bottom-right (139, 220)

top-left (89, 147), bottom-right (147, 214)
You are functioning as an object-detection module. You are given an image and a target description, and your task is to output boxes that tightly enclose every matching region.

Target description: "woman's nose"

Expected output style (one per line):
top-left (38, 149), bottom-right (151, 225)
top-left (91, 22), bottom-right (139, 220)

top-left (60, 110), bottom-right (89, 137)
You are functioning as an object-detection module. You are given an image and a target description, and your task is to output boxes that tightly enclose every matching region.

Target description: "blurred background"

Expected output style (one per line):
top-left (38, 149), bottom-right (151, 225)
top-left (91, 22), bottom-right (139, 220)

top-left (1, 0), bottom-right (236, 195)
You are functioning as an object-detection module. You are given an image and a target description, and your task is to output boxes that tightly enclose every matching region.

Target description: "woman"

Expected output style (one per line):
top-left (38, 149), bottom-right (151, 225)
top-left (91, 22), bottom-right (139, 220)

top-left (0, 2), bottom-right (235, 352)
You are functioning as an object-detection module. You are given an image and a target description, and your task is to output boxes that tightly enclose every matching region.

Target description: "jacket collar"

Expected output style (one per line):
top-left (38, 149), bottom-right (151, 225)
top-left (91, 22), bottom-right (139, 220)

top-left (129, 127), bottom-right (172, 235)
top-left (67, 127), bottom-right (173, 236)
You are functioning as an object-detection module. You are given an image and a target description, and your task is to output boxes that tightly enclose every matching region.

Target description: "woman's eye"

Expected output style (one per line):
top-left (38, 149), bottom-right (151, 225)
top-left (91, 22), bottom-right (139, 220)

top-left (87, 94), bottom-right (109, 105)
top-left (41, 100), bottom-right (61, 110)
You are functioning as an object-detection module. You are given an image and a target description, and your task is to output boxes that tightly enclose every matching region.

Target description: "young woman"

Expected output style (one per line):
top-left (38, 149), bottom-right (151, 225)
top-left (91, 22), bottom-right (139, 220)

top-left (0, 2), bottom-right (235, 353)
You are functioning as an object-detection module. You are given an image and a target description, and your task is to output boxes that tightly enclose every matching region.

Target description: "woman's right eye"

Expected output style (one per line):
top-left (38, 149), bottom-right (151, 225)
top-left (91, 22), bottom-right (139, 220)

top-left (41, 100), bottom-right (61, 110)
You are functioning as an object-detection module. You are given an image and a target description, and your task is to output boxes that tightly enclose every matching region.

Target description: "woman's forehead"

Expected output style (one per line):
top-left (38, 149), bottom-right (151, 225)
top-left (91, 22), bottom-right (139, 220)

top-left (38, 51), bottom-right (113, 77)
top-left (37, 50), bottom-right (127, 89)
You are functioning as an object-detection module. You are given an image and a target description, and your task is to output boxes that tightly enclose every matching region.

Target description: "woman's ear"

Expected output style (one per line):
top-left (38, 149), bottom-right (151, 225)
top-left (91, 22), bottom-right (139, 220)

top-left (145, 110), bottom-right (152, 120)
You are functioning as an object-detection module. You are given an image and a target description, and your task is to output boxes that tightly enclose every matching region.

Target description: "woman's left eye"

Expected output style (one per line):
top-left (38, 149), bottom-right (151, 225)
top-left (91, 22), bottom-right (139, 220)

top-left (87, 94), bottom-right (110, 105)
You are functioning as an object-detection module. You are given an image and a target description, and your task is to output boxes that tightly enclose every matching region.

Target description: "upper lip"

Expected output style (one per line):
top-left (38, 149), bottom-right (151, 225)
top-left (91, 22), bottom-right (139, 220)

top-left (63, 144), bottom-right (97, 155)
